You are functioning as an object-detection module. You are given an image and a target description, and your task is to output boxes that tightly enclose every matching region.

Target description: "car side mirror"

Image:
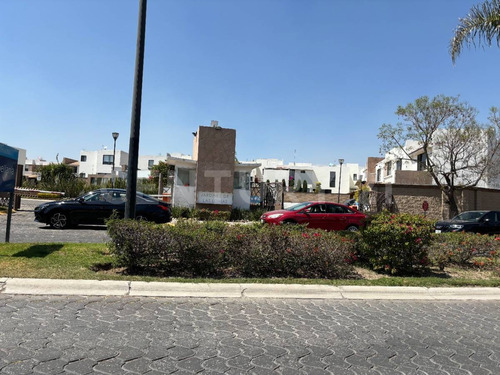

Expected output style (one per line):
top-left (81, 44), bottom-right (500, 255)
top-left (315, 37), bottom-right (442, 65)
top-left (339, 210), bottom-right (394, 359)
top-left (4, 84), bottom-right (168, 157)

top-left (78, 197), bottom-right (84, 203)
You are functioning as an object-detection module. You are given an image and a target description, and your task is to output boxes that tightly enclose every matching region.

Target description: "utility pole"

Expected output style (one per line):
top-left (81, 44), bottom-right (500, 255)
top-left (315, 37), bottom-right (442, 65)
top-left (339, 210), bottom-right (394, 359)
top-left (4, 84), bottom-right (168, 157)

top-left (125, 0), bottom-right (147, 219)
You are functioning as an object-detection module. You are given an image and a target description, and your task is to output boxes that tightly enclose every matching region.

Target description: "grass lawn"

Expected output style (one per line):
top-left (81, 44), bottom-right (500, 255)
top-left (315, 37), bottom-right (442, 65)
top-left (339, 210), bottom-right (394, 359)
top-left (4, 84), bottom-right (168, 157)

top-left (1, 242), bottom-right (500, 287)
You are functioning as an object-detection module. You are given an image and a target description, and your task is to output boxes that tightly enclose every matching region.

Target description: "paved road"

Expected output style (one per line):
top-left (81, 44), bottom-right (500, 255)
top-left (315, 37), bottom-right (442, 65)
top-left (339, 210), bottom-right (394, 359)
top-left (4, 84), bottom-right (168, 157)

top-left (0, 199), bottom-right (109, 243)
top-left (1, 295), bottom-right (499, 374)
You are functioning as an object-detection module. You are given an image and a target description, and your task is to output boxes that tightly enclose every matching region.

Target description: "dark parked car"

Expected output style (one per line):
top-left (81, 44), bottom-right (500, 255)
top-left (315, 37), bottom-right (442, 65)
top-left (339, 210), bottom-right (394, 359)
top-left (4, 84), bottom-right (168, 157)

top-left (260, 201), bottom-right (366, 231)
top-left (34, 188), bottom-right (171, 229)
top-left (435, 210), bottom-right (500, 234)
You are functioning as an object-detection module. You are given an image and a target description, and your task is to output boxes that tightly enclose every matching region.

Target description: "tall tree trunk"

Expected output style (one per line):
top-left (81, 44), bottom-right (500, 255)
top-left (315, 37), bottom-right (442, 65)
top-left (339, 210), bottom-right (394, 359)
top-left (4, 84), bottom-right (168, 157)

top-left (445, 189), bottom-right (460, 218)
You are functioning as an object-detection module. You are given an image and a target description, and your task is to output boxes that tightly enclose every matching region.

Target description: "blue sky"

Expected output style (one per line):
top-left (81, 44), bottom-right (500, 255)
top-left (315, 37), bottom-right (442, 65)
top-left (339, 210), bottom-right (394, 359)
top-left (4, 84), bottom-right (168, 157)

top-left (1, 0), bottom-right (499, 166)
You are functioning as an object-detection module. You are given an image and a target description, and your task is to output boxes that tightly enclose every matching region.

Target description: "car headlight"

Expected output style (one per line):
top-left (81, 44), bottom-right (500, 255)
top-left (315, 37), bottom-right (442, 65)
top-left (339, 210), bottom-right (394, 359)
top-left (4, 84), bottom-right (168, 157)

top-left (450, 224), bottom-right (464, 230)
top-left (268, 213), bottom-right (284, 219)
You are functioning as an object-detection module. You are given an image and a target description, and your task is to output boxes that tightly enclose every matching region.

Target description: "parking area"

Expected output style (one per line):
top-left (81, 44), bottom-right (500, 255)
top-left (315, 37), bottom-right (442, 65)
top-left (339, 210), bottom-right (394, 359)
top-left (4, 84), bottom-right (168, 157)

top-left (0, 198), bottom-right (109, 243)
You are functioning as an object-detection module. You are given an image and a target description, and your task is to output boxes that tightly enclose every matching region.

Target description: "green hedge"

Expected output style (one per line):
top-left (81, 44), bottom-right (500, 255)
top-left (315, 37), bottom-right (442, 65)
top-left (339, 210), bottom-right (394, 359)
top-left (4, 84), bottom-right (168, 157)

top-left (170, 206), bottom-right (266, 222)
top-left (359, 211), bottom-right (435, 275)
top-left (427, 232), bottom-right (500, 270)
top-left (107, 219), bottom-right (356, 279)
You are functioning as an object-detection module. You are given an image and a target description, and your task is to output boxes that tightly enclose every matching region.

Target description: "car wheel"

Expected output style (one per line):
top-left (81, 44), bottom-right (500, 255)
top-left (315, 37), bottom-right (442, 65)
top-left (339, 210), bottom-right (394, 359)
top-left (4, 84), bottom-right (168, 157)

top-left (136, 215), bottom-right (148, 222)
top-left (50, 212), bottom-right (70, 229)
top-left (282, 219), bottom-right (297, 225)
top-left (346, 225), bottom-right (358, 232)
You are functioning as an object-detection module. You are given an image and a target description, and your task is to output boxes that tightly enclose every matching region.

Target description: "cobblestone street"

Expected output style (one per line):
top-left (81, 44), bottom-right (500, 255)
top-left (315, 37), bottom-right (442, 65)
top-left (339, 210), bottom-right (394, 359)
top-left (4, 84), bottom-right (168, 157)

top-left (1, 295), bottom-right (499, 374)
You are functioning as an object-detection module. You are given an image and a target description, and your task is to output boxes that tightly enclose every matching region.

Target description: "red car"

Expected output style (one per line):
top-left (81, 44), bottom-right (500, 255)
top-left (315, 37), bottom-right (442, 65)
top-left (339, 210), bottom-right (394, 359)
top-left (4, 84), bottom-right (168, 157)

top-left (260, 201), bottom-right (366, 231)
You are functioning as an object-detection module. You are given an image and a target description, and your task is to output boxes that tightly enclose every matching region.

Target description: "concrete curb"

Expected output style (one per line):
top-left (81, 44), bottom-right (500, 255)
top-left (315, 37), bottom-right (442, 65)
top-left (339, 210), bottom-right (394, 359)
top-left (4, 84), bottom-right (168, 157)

top-left (1, 278), bottom-right (500, 300)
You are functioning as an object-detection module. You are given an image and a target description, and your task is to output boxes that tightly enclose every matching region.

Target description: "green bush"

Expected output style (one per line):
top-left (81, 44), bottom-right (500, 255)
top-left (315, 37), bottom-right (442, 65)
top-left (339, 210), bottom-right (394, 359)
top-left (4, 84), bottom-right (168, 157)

top-left (171, 206), bottom-right (192, 219)
top-left (37, 192), bottom-right (63, 199)
top-left (427, 232), bottom-right (500, 270)
top-left (107, 219), bottom-right (357, 279)
top-left (359, 211), bottom-right (435, 275)
top-left (191, 208), bottom-right (231, 221)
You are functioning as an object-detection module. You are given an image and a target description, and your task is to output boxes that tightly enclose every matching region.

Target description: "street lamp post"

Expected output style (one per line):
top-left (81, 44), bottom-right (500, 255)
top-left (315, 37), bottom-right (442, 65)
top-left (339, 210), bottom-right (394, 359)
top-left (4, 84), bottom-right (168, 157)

top-left (125, 0), bottom-right (147, 220)
top-left (337, 158), bottom-right (344, 203)
top-left (112, 132), bottom-right (119, 187)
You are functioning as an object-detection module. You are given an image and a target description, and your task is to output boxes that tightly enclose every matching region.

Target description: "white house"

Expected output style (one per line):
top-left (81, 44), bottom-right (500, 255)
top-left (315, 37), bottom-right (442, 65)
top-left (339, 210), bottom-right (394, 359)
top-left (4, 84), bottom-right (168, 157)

top-left (79, 149), bottom-right (128, 180)
top-left (374, 135), bottom-right (500, 189)
top-left (251, 158), bottom-right (364, 195)
top-left (137, 155), bottom-right (168, 179)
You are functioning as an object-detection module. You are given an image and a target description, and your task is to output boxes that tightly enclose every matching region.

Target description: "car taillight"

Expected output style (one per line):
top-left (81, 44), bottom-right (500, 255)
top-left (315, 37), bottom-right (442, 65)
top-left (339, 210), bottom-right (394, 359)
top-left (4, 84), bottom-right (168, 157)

top-left (157, 205), bottom-right (170, 212)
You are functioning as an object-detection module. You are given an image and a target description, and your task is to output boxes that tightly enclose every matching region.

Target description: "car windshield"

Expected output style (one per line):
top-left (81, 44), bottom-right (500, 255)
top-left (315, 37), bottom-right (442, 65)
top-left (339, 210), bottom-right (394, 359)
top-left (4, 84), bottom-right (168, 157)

top-left (285, 202), bottom-right (312, 211)
top-left (452, 211), bottom-right (487, 221)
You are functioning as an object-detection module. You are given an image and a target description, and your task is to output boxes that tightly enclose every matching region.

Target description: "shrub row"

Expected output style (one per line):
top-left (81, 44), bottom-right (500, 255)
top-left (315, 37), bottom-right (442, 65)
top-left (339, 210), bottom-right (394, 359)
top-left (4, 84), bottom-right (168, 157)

top-left (426, 232), bottom-right (500, 270)
top-left (170, 207), bottom-right (266, 222)
top-left (107, 219), bottom-right (357, 279)
top-left (359, 211), bottom-right (500, 275)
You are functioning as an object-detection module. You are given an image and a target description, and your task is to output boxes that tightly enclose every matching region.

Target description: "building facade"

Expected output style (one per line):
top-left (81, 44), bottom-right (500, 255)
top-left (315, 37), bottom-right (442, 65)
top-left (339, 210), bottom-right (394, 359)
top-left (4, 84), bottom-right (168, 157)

top-left (252, 158), bottom-right (364, 196)
top-left (166, 121), bottom-right (260, 210)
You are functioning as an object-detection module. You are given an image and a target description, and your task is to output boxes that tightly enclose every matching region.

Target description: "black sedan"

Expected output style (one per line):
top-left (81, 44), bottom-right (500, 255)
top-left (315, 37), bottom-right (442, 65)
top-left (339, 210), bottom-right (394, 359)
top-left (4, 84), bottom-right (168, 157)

top-left (34, 188), bottom-right (172, 229)
top-left (435, 210), bottom-right (500, 234)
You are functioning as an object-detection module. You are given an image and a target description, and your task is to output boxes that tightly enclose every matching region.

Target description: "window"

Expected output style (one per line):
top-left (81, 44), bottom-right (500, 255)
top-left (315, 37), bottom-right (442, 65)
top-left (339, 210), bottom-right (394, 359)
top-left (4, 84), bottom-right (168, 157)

top-left (329, 171), bottom-right (336, 187)
top-left (176, 168), bottom-right (196, 186)
top-left (148, 160), bottom-right (154, 169)
top-left (376, 168), bottom-right (381, 182)
top-left (386, 161), bottom-right (392, 176)
top-left (353, 174), bottom-right (357, 181)
top-left (417, 153), bottom-right (427, 171)
top-left (234, 171), bottom-right (250, 190)
top-left (102, 155), bottom-right (114, 165)
top-left (81, 155), bottom-right (87, 162)
top-left (396, 159), bottom-right (402, 171)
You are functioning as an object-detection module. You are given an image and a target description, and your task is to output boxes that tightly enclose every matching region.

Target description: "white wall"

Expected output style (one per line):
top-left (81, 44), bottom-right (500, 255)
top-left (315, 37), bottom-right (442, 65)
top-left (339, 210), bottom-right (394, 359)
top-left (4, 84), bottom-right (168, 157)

top-left (251, 159), bottom-right (363, 194)
top-left (79, 149), bottom-right (128, 177)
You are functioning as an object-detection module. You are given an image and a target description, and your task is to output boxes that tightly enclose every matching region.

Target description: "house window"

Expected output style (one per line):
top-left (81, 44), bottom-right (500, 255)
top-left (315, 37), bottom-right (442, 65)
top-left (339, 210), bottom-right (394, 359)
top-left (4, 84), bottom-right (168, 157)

top-left (177, 168), bottom-right (196, 186)
top-left (386, 161), bottom-right (392, 176)
top-left (81, 155), bottom-right (87, 162)
top-left (353, 174), bottom-right (357, 181)
top-left (329, 171), bottom-right (336, 188)
top-left (396, 159), bottom-right (402, 171)
top-left (417, 153), bottom-right (427, 171)
top-left (234, 171), bottom-right (250, 190)
top-left (102, 155), bottom-right (114, 165)
top-left (376, 168), bottom-right (381, 182)
top-left (148, 160), bottom-right (154, 169)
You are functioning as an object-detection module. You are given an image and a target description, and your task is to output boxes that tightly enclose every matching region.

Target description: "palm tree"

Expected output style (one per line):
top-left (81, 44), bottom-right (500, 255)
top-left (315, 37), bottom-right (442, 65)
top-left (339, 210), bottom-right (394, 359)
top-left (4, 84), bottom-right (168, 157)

top-left (450, 0), bottom-right (500, 63)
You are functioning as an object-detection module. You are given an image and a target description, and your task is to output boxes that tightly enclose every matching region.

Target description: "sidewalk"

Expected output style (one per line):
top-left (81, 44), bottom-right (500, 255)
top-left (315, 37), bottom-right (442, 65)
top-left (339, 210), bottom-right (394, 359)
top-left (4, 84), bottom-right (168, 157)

top-left (1, 278), bottom-right (500, 300)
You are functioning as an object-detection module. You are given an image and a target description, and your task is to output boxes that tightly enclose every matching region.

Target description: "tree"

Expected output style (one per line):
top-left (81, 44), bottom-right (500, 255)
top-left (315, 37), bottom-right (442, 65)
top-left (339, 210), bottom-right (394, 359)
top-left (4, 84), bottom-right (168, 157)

top-left (450, 0), bottom-right (500, 63)
top-left (36, 163), bottom-right (87, 197)
top-left (378, 95), bottom-right (500, 217)
top-left (150, 161), bottom-right (173, 192)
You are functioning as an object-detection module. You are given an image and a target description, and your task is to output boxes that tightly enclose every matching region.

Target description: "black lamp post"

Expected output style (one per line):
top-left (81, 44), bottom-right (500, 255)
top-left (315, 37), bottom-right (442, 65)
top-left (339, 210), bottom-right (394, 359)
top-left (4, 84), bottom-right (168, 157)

top-left (337, 158), bottom-right (344, 203)
top-left (125, 0), bottom-right (147, 219)
top-left (112, 132), bottom-right (119, 187)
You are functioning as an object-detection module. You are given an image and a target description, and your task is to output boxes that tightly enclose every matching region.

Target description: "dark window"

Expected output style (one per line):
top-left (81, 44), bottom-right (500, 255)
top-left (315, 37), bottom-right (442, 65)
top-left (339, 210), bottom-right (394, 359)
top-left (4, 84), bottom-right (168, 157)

top-left (81, 155), bottom-right (87, 162)
top-left (396, 159), bottom-right (402, 171)
top-left (417, 153), bottom-right (427, 171)
top-left (376, 168), bottom-right (381, 182)
top-left (326, 204), bottom-right (347, 213)
top-left (386, 161), bottom-right (392, 176)
top-left (103, 155), bottom-right (114, 165)
top-left (353, 174), bottom-right (357, 181)
top-left (329, 171), bottom-right (336, 187)
top-left (148, 160), bottom-right (154, 169)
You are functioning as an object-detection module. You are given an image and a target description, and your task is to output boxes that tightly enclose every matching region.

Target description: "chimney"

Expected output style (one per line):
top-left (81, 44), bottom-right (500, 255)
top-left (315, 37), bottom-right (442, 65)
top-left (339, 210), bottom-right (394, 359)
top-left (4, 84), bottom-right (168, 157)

top-left (211, 120), bottom-right (219, 128)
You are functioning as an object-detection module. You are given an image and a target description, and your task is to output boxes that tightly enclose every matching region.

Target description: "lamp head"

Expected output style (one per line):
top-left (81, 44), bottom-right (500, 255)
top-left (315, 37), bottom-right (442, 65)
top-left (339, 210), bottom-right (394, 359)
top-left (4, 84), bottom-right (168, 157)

top-left (112, 132), bottom-right (119, 141)
top-left (339, 158), bottom-right (344, 165)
